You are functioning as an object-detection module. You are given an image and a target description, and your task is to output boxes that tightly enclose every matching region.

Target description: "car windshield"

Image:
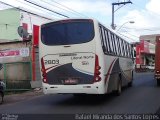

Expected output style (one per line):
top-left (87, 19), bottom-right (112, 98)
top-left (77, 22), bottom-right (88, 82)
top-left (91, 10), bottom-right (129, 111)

top-left (41, 19), bottom-right (95, 45)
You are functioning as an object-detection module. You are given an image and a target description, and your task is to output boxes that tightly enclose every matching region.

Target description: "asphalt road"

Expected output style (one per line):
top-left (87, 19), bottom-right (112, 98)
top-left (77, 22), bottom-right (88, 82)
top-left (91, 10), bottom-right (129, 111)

top-left (0, 72), bottom-right (160, 116)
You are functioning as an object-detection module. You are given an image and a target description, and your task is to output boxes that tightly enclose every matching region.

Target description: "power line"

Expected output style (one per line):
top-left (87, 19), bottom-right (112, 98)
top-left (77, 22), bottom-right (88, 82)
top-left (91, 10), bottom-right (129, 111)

top-left (40, 0), bottom-right (81, 17)
top-left (49, 0), bottom-right (89, 18)
top-left (15, 0), bottom-right (63, 19)
top-left (23, 0), bottom-right (69, 18)
top-left (117, 31), bottom-right (139, 42)
top-left (0, 1), bottom-right (52, 20)
top-left (41, 0), bottom-right (88, 18)
top-left (118, 29), bottom-right (139, 38)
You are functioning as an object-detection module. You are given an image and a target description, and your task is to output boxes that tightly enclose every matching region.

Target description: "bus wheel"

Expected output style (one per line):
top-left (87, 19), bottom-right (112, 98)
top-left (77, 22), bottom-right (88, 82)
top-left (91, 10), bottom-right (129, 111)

top-left (157, 79), bottom-right (160, 86)
top-left (0, 92), bottom-right (3, 104)
top-left (115, 79), bottom-right (122, 96)
top-left (128, 81), bottom-right (132, 87)
top-left (128, 71), bottom-right (133, 87)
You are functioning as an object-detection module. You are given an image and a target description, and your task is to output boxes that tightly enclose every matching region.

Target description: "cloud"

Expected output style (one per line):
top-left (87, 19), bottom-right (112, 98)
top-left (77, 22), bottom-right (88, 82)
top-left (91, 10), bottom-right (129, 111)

top-left (124, 0), bottom-right (160, 29)
top-left (146, 0), bottom-right (160, 14)
top-left (58, 0), bottom-right (111, 13)
top-left (2, 0), bottom-right (160, 42)
top-left (53, 0), bottom-right (111, 18)
top-left (119, 10), bottom-right (154, 28)
top-left (117, 0), bottom-right (160, 41)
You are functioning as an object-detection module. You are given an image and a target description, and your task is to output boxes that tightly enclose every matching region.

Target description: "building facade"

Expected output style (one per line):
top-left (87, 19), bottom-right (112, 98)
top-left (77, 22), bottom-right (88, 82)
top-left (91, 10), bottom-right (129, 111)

top-left (0, 8), bottom-right (52, 90)
top-left (135, 35), bottom-right (157, 72)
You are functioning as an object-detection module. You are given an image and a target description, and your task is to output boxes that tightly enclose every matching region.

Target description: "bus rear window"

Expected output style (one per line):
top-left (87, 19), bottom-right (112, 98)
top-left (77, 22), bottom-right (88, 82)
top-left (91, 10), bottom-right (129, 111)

top-left (41, 19), bottom-right (95, 45)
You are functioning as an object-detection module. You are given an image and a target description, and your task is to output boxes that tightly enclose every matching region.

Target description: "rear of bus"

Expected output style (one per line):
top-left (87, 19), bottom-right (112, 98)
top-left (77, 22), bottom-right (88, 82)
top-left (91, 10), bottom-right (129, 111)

top-left (39, 19), bottom-right (104, 94)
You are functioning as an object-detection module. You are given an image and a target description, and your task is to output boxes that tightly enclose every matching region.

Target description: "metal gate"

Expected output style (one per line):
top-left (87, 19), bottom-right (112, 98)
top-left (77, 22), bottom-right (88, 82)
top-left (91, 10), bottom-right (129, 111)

top-left (2, 62), bottom-right (32, 91)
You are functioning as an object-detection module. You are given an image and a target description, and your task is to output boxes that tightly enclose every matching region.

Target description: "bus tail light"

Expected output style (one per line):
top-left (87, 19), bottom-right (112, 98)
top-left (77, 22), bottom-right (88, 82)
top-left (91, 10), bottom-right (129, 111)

top-left (41, 58), bottom-right (48, 83)
top-left (94, 55), bottom-right (101, 82)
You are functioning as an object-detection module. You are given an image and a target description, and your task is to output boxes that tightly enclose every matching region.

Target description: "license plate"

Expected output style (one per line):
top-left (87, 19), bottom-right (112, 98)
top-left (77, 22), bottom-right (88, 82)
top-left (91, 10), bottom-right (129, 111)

top-left (63, 78), bottom-right (78, 85)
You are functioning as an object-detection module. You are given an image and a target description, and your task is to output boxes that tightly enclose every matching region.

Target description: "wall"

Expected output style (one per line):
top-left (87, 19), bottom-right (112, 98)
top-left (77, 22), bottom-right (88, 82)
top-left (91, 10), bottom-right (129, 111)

top-left (0, 8), bottom-right (20, 42)
top-left (0, 8), bottom-right (52, 42)
top-left (0, 8), bottom-right (52, 88)
top-left (0, 41), bottom-right (32, 90)
top-left (140, 34), bottom-right (160, 44)
top-left (0, 42), bottom-right (31, 63)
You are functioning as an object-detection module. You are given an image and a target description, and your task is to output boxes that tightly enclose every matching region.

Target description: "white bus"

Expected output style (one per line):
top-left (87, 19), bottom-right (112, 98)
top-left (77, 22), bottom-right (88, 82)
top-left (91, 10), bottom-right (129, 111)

top-left (39, 18), bottom-right (133, 95)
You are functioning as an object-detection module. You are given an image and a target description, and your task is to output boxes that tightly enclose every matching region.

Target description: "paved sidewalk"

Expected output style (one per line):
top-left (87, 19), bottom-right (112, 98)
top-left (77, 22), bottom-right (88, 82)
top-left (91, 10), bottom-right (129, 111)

top-left (2, 88), bottom-right (43, 105)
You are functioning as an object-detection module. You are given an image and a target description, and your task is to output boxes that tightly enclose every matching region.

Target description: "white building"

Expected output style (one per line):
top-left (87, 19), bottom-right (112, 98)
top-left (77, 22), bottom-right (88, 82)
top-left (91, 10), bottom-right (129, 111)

top-left (0, 8), bottom-right (54, 89)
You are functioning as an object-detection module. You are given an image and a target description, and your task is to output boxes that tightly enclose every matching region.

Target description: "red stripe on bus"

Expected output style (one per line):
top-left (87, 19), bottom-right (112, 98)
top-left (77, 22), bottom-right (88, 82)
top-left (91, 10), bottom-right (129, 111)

top-left (45, 64), bottom-right (61, 72)
top-left (105, 58), bottom-right (117, 84)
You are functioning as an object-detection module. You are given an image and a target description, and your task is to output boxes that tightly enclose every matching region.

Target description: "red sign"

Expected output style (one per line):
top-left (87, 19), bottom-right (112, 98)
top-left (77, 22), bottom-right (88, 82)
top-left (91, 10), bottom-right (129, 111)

top-left (0, 48), bottom-right (29, 58)
top-left (0, 50), bottom-right (20, 57)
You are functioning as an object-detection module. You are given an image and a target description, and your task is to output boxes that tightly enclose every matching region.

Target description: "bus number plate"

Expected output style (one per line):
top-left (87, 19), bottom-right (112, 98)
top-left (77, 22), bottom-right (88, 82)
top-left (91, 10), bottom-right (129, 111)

top-left (63, 79), bottom-right (78, 85)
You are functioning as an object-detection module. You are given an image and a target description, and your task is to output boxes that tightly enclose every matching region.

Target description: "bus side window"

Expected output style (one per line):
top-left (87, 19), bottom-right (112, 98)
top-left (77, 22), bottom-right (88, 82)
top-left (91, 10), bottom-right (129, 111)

top-left (127, 43), bottom-right (130, 57)
top-left (99, 24), bottom-right (132, 57)
top-left (101, 27), bottom-right (108, 54)
top-left (111, 34), bottom-right (116, 55)
top-left (105, 29), bottom-right (111, 54)
top-left (129, 44), bottom-right (132, 58)
top-left (123, 41), bottom-right (126, 57)
top-left (114, 35), bottom-right (119, 56)
top-left (131, 45), bottom-right (134, 58)
top-left (126, 42), bottom-right (129, 57)
top-left (108, 32), bottom-right (114, 55)
top-left (124, 41), bottom-right (127, 57)
top-left (99, 26), bottom-right (107, 53)
top-left (119, 39), bottom-right (123, 56)
top-left (116, 37), bottom-right (121, 56)
top-left (122, 40), bottom-right (125, 57)
top-left (110, 33), bottom-right (116, 55)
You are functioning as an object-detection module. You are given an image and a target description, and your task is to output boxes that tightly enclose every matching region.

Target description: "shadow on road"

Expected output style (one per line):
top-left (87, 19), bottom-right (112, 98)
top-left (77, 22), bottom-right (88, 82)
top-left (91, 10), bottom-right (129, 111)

top-left (56, 93), bottom-right (116, 106)
top-left (48, 72), bottom-right (157, 107)
top-left (49, 87), bottom-right (131, 107)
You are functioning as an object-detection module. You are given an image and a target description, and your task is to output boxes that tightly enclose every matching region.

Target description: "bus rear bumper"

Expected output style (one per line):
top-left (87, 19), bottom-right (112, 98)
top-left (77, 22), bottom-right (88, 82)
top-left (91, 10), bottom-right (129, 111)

top-left (42, 84), bottom-right (105, 94)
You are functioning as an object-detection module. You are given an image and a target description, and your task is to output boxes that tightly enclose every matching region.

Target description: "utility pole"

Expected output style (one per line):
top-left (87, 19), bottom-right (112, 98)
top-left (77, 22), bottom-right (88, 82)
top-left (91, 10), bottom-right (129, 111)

top-left (111, 0), bottom-right (132, 30)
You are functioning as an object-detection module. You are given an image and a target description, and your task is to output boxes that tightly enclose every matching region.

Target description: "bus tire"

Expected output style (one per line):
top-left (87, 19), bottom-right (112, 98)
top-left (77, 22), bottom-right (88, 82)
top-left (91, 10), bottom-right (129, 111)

top-left (0, 92), bottom-right (3, 104)
top-left (128, 81), bottom-right (132, 87)
top-left (115, 78), bottom-right (122, 96)
top-left (157, 79), bottom-right (160, 86)
top-left (128, 70), bottom-right (133, 87)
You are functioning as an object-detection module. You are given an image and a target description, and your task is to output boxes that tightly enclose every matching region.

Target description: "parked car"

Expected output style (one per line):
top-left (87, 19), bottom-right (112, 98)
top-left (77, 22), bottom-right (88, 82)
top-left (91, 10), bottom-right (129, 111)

top-left (0, 80), bottom-right (5, 104)
top-left (146, 65), bottom-right (155, 72)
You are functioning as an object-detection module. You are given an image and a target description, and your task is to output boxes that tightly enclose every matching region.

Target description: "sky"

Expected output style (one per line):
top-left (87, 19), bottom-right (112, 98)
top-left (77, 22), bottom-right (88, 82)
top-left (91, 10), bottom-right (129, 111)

top-left (0, 0), bottom-right (160, 42)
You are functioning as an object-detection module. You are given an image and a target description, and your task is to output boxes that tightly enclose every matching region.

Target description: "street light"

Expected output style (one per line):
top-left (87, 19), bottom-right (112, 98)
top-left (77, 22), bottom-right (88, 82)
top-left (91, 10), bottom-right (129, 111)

top-left (116, 21), bottom-right (135, 31)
